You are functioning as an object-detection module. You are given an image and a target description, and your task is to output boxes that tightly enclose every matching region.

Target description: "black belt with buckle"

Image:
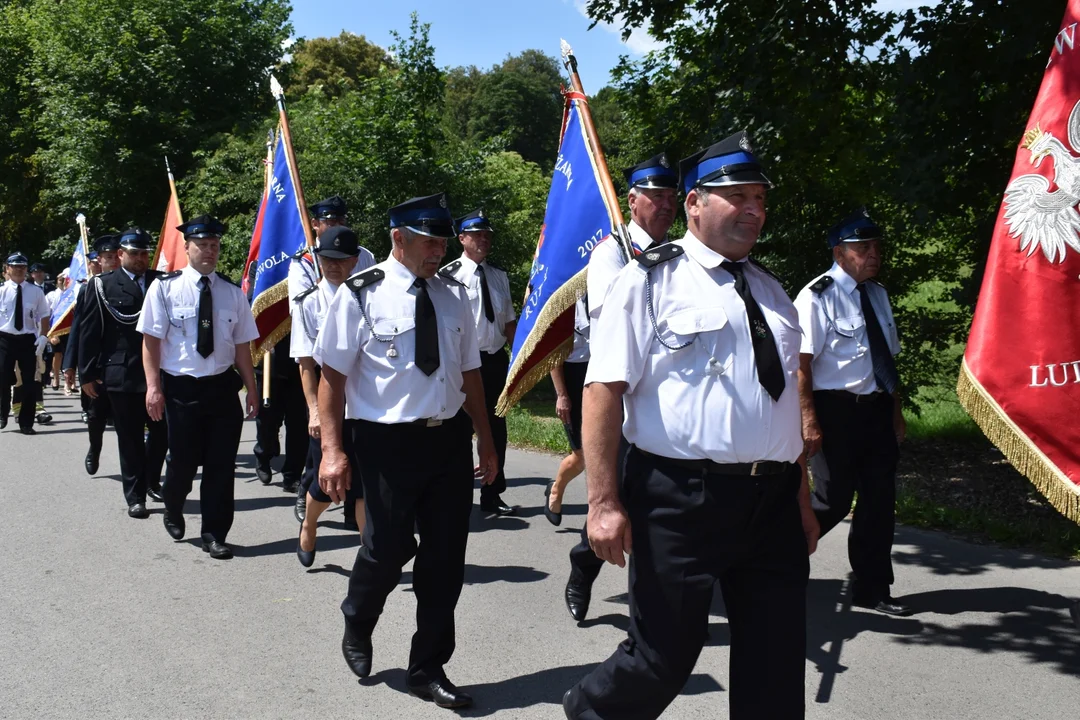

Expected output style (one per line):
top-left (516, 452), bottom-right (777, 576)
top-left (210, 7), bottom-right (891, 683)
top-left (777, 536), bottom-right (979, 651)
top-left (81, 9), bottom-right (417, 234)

top-left (823, 389), bottom-right (886, 404)
top-left (409, 417), bottom-right (444, 427)
top-left (637, 448), bottom-right (793, 477)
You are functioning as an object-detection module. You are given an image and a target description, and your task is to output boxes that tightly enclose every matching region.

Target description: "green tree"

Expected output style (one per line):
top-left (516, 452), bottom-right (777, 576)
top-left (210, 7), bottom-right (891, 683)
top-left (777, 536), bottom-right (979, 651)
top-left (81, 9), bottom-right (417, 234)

top-left (19, 0), bottom-right (291, 259)
top-left (283, 31), bottom-right (394, 97)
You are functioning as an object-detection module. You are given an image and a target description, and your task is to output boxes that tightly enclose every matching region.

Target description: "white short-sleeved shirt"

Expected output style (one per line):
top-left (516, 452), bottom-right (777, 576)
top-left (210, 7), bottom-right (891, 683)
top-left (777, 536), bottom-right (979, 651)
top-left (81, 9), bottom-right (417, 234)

top-left (566, 295), bottom-right (590, 363)
top-left (137, 265), bottom-right (260, 378)
top-left (586, 220), bottom-right (665, 332)
top-left (441, 255), bottom-right (516, 353)
top-left (794, 262), bottom-right (901, 395)
top-left (287, 247), bottom-right (376, 301)
top-left (313, 255), bottom-right (482, 423)
top-left (586, 231), bottom-right (803, 465)
top-left (0, 280), bottom-right (50, 335)
top-left (290, 279), bottom-right (338, 360)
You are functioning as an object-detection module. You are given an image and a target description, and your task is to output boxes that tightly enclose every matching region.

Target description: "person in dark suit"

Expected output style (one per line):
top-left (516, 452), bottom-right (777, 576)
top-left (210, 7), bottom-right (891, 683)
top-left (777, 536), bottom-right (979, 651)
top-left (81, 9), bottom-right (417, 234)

top-left (66, 236), bottom-right (118, 465)
top-left (78, 228), bottom-right (167, 518)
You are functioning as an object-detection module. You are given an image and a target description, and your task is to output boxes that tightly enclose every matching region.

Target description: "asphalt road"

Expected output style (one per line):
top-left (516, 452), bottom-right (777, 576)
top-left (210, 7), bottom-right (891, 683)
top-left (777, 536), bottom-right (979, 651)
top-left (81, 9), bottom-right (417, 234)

top-left (2, 391), bottom-right (1079, 719)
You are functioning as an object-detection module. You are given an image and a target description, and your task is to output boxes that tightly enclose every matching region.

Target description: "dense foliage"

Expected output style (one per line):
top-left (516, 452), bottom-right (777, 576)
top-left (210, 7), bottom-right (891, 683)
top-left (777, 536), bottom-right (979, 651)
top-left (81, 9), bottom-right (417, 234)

top-left (0, 0), bottom-right (1066, 404)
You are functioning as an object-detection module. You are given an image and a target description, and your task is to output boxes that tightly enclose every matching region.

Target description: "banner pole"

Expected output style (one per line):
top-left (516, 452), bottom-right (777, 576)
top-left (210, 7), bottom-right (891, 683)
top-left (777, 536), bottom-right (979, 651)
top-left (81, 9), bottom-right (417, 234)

top-left (270, 75), bottom-right (320, 281)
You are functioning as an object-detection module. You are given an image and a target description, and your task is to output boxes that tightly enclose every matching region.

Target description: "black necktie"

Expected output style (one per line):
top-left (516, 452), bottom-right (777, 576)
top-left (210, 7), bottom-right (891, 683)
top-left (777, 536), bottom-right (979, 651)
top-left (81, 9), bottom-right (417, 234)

top-left (414, 278), bottom-right (440, 376)
top-left (134, 274), bottom-right (144, 297)
top-left (476, 264), bottom-right (495, 323)
top-left (13, 284), bottom-right (23, 331)
top-left (857, 284), bottom-right (898, 393)
top-left (721, 262), bottom-right (785, 402)
top-left (197, 276), bottom-right (214, 358)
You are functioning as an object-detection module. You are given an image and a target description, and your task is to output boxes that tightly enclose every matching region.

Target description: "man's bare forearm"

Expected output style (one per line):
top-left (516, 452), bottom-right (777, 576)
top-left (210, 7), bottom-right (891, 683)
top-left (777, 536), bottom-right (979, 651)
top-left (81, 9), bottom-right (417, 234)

top-left (318, 365), bottom-right (347, 452)
top-left (550, 362), bottom-right (568, 397)
top-left (582, 381), bottom-right (627, 508)
top-left (798, 354), bottom-right (817, 425)
top-left (142, 336), bottom-right (163, 390)
top-left (234, 342), bottom-right (257, 393)
top-left (461, 369), bottom-right (492, 440)
top-left (298, 357), bottom-right (320, 410)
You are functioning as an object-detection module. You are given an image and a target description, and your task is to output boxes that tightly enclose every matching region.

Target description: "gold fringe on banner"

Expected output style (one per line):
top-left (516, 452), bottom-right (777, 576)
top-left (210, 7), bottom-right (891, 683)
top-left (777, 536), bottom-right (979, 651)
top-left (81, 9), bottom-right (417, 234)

top-left (495, 269), bottom-right (587, 416)
top-left (249, 278), bottom-right (293, 361)
top-left (251, 316), bottom-right (291, 364)
top-left (957, 359), bottom-right (1080, 524)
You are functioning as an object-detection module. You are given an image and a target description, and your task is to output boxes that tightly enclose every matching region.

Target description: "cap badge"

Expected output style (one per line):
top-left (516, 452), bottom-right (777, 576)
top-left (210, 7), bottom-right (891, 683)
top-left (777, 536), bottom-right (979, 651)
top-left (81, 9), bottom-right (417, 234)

top-left (659, 156), bottom-right (669, 168)
top-left (739, 135), bottom-right (752, 152)
top-left (862, 207), bottom-right (871, 217)
top-left (438, 195), bottom-right (447, 208)
top-left (478, 209), bottom-right (484, 218)
top-left (334, 237), bottom-right (340, 247)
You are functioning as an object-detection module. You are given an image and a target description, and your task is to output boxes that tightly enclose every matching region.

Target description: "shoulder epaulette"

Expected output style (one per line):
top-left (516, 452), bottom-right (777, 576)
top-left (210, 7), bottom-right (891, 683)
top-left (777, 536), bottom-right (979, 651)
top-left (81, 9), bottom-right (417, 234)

top-left (810, 275), bottom-right (834, 294)
top-left (636, 243), bottom-right (684, 268)
top-left (437, 270), bottom-right (466, 287)
top-left (440, 259), bottom-right (462, 275)
top-left (216, 272), bottom-right (240, 287)
top-left (294, 285), bottom-right (318, 303)
top-left (162, 270), bottom-right (182, 280)
top-left (291, 247), bottom-right (312, 261)
top-left (748, 257), bottom-right (780, 282)
top-left (345, 268), bottom-right (385, 295)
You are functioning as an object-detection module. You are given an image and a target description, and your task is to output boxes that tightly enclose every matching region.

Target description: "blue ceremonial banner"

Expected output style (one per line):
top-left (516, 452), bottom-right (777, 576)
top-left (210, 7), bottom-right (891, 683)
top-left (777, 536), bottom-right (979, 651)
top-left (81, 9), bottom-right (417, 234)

top-left (244, 129), bottom-right (311, 358)
top-left (496, 90), bottom-right (619, 412)
top-left (48, 233), bottom-right (90, 338)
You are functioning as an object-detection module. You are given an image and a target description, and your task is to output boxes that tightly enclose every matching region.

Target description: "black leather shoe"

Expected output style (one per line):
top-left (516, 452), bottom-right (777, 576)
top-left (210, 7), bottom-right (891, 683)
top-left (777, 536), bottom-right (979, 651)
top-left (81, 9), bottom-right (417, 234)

top-left (0, 416), bottom-right (7, 429)
top-left (255, 463), bottom-right (272, 484)
top-left (127, 503), bottom-right (149, 519)
top-left (563, 686), bottom-right (581, 719)
top-left (85, 449), bottom-right (100, 475)
top-left (543, 480), bottom-right (562, 526)
top-left (202, 540), bottom-right (233, 559)
top-left (294, 490), bottom-right (306, 523)
top-left (147, 485), bottom-right (164, 503)
top-left (19, 426), bottom-right (36, 435)
top-left (565, 568), bottom-right (593, 622)
top-left (35, 412), bottom-right (52, 424)
top-left (163, 511), bottom-right (185, 540)
top-left (297, 525), bottom-right (316, 568)
top-left (480, 495), bottom-right (517, 516)
top-left (853, 595), bottom-right (913, 616)
top-left (407, 677), bottom-right (473, 709)
top-left (341, 626), bottom-right (373, 678)
top-left (282, 479), bottom-right (300, 494)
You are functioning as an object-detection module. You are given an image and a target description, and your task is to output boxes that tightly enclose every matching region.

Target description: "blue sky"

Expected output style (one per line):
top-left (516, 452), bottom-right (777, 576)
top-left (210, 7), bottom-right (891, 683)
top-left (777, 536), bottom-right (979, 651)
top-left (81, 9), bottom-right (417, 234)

top-left (289, 1), bottom-right (936, 86)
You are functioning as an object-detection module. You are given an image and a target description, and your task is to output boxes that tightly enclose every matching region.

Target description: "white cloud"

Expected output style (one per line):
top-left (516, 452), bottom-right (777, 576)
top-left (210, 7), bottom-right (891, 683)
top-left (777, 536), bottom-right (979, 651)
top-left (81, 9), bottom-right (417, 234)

top-left (571, 0), bottom-right (666, 56)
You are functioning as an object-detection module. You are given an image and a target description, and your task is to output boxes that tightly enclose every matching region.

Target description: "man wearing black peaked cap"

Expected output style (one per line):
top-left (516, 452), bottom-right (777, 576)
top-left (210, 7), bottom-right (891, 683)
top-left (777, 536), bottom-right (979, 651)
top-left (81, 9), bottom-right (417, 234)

top-left (0, 252), bottom-right (50, 433)
top-left (138, 215), bottom-right (260, 560)
top-left (564, 132), bottom-right (819, 720)
top-left (78, 227), bottom-right (167, 518)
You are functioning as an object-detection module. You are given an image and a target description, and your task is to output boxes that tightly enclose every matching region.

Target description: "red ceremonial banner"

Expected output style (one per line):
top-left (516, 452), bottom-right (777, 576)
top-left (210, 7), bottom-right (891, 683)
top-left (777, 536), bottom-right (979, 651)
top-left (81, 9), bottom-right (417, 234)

top-left (959, 2), bottom-right (1080, 523)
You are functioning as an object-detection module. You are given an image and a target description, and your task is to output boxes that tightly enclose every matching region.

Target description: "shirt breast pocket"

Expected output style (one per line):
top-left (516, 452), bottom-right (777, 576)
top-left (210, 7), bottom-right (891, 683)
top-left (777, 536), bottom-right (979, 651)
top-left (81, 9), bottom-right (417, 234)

top-left (663, 307), bottom-right (734, 377)
top-left (830, 315), bottom-right (868, 359)
top-left (173, 307), bottom-right (196, 336)
top-left (217, 309), bottom-right (238, 337)
top-left (369, 317), bottom-right (414, 367)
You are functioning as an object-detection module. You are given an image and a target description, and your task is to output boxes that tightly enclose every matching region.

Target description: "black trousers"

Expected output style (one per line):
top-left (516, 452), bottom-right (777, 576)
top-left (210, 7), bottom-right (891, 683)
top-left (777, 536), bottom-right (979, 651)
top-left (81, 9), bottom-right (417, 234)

top-left (810, 390), bottom-right (899, 594)
top-left (341, 412), bottom-right (474, 685)
top-left (86, 390), bottom-right (112, 453)
top-left (569, 449), bottom-right (809, 720)
top-left (0, 333), bottom-right (37, 428)
top-left (569, 436), bottom-right (631, 584)
top-left (307, 427), bottom-right (364, 504)
top-left (477, 349), bottom-right (509, 501)
top-left (108, 390), bottom-right (167, 506)
top-left (253, 367), bottom-right (308, 485)
top-left (161, 371), bottom-right (244, 543)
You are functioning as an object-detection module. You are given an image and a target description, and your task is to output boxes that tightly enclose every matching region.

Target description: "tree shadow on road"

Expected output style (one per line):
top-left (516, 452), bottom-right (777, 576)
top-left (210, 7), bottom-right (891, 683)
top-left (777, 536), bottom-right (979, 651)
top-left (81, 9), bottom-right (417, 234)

top-left (891, 525), bottom-right (1078, 576)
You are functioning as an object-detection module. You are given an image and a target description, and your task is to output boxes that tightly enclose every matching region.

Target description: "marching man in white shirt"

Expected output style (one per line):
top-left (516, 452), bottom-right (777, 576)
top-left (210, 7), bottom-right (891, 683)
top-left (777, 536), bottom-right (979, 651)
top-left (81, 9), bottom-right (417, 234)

top-left (138, 215), bottom-right (260, 560)
top-left (440, 208), bottom-right (518, 516)
top-left (0, 252), bottom-right (50, 434)
top-left (794, 207), bottom-right (909, 616)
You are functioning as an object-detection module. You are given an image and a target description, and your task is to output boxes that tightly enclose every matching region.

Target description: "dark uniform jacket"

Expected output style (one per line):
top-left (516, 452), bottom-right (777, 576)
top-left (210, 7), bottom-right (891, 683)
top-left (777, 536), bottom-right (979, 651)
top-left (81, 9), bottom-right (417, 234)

top-left (77, 269), bottom-right (163, 393)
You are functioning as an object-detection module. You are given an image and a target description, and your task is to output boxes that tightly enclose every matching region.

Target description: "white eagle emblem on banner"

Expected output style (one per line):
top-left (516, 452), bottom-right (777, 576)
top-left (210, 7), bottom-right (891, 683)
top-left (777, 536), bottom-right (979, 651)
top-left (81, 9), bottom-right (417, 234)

top-left (1004, 99), bottom-right (1080, 263)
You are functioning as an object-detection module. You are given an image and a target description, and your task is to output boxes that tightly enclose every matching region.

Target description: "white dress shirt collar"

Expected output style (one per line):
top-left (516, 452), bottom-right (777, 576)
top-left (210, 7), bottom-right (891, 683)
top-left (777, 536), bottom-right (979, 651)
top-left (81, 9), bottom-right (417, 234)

top-left (679, 230), bottom-right (739, 270)
top-left (826, 262), bottom-right (858, 295)
top-left (181, 264), bottom-right (214, 287)
top-left (385, 254), bottom-right (421, 291)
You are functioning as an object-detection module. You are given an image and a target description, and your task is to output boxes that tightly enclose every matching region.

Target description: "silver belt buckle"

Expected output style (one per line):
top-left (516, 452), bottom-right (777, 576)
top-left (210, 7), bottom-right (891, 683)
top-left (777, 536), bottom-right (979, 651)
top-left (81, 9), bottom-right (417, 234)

top-left (750, 461), bottom-right (761, 476)
top-left (426, 418), bottom-right (443, 427)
